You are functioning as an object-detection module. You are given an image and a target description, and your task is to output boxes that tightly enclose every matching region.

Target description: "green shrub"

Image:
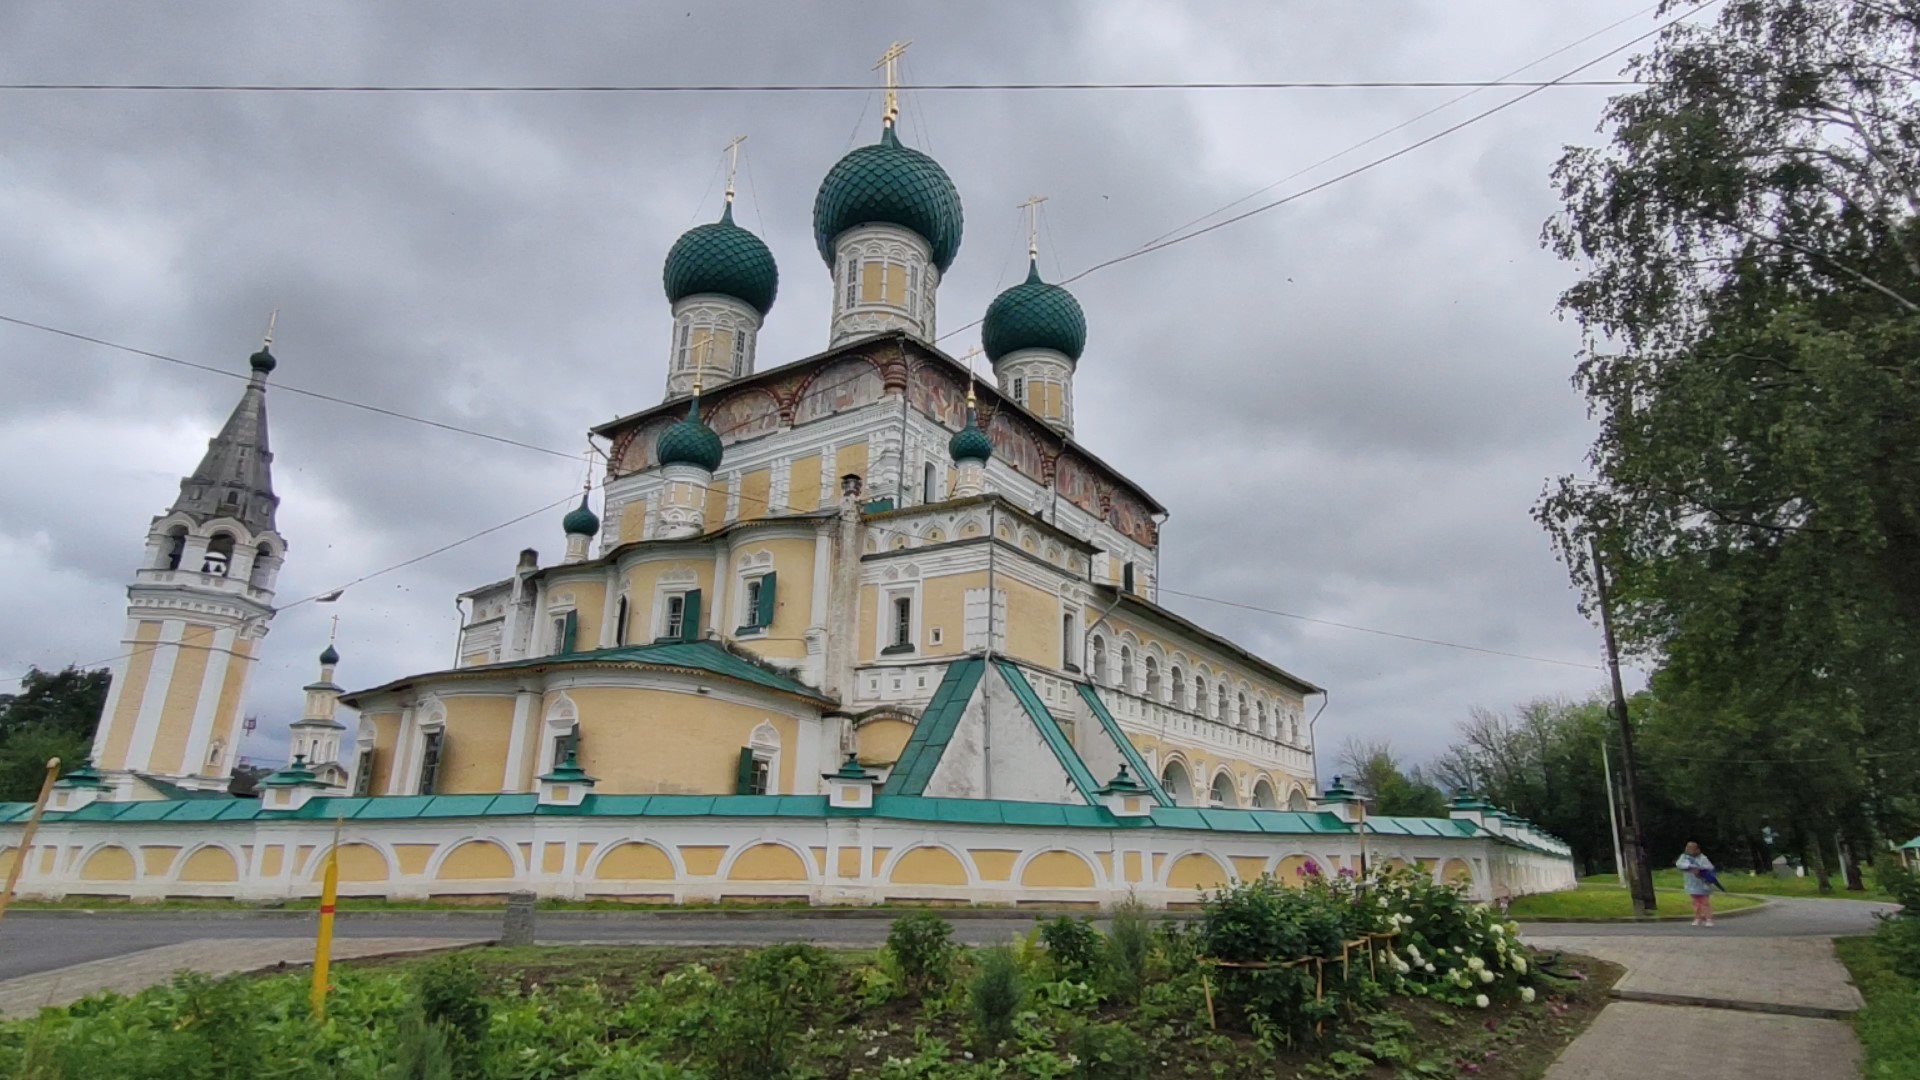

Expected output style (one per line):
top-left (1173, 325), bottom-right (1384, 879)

top-left (697, 981), bottom-right (798, 1080)
top-left (1067, 1022), bottom-right (1149, 1080)
top-left (1877, 911), bottom-right (1920, 981)
top-left (887, 911), bottom-right (957, 995)
top-left (1039, 915), bottom-right (1102, 980)
top-left (735, 942), bottom-right (838, 1017)
top-left (1104, 898), bottom-right (1152, 1004)
top-left (967, 947), bottom-right (1025, 1053)
top-left (1877, 861), bottom-right (1920, 912)
top-left (383, 1008), bottom-right (455, 1080)
top-left (415, 954), bottom-right (489, 1048)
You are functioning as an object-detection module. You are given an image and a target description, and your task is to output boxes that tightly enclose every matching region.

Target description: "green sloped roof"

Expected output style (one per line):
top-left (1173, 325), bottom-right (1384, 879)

top-left (1075, 682), bottom-right (1172, 806)
top-left (882, 659), bottom-right (985, 797)
top-left (346, 639), bottom-right (832, 706)
top-left (1904, 835), bottom-right (1920, 850)
top-left (135, 774), bottom-right (233, 800)
top-left (994, 661), bottom-right (1100, 803)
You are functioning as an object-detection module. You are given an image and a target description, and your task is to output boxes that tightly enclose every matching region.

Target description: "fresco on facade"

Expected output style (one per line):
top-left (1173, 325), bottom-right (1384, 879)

top-left (705, 388), bottom-right (781, 445)
top-left (794, 357), bottom-right (885, 426)
top-left (908, 362), bottom-right (970, 429)
top-left (615, 416), bottom-right (679, 475)
top-left (987, 411), bottom-right (1047, 482)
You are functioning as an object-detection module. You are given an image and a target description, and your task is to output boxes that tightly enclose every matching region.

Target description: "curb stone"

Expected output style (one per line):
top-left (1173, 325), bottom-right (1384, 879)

top-left (1512, 896), bottom-right (1772, 925)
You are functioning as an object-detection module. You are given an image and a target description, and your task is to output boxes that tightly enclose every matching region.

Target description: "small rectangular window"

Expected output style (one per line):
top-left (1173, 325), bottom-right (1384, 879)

top-left (884, 263), bottom-right (908, 306)
top-left (551, 615), bottom-right (568, 656)
top-left (923, 462), bottom-right (937, 503)
top-left (907, 265), bottom-right (920, 314)
top-left (676, 322), bottom-right (690, 366)
top-left (664, 594), bottom-right (686, 640)
top-left (353, 749), bottom-right (374, 797)
top-left (732, 329), bottom-right (747, 374)
top-left (893, 596), bottom-right (913, 648)
top-left (551, 730), bottom-right (576, 769)
top-left (417, 731), bottom-right (444, 795)
top-left (844, 260), bottom-right (860, 308)
top-left (743, 578), bottom-right (762, 626)
top-left (749, 756), bottom-right (771, 795)
top-left (1012, 377), bottom-right (1025, 403)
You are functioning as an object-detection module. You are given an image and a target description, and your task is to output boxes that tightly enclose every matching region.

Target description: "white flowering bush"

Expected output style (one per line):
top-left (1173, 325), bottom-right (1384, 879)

top-left (1368, 867), bottom-right (1536, 1007)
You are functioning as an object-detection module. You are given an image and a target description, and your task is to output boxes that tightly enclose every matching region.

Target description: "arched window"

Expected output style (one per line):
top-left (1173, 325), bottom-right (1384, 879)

top-left (1251, 778), bottom-right (1278, 809)
top-left (1160, 760), bottom-right (1193, 805)
top-left (1144, 656), bottom-right (1161, 700)
top-left (1193, 676), bottom-right (1207, 716)
top-left (162, 526), bottom-right (187, 570)
top-left (923, 461), bottom-right (937, 503)
top-left (249, 543), bottom-right (273, 589)
top-left (202, 532), bottom-right (235, 576)
top-left (1238, 692), bottom-right (1250, 730)
top-left (1286, 787), bottom-right (1311, 812)
top-left (614, 595), bottom-right (630, 646)
top-left (1216, 684), bottom-right (1229, 723)
top-left (1210, 772), bottom-right (1238, 808)
top-left (1255, 700), bottom-right (1268, 737)
top-left (1062, 613), bottom-right (1077, 670)
top-left (1170, 666), bottom-right (1186, 707)
top-left (1119, 646), bottom-right (1134, 691)
top-left (1091, 635), bottom-right (1108, 684)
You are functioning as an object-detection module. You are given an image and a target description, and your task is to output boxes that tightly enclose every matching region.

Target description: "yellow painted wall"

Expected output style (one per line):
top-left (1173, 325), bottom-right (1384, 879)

top-left (367, 711), bottom-right (401, 796)
top-left (835, 442), bottom-right (868, 488)
top-left (972, 849), bottom-right (1018, 882)
top-left (1167, 852), bottom-right (1231, 890)
top-left (148, 623), bottom-right (217, 775)
top-left (890, 846), bottom-right (969, 886)
top-left (704, 476), bottom-right (730, 526)
top-left (327, 843), bottom-right (391, 883)
top-left (436, 841), bottom-right (517, 880)
top-left (80, 846), bottom-right (136, 882)
top-left (1231, 855), bottom-right (1268, 882)
top-left (732, 537), bottom-right (816, 662)
top-left (789, 455), bottom-right (822, 513)
top-left (679, 846), bottom-right (726, 876)
top-left (0, 848), bottom-right (14, 877)
top-left (620, 559), bottom-right (715, 640)
top-left (435, 695), bottom-right (516, 794)
top-left (918, 570), bottom-right (987, 659)
top-left (1002, 576), bottom-right (1061, 670)
top-left (99, 621), bottom-right (163, 770)
top-left (1020, 850), bottom-right (1096, 889)
top-left (259, 845), bottom-right (284, 877)
top-left (727, 843), bottom-right (810, 882)
top-left (546, 572), bottom-right (606, 654)
top-left (856, 718), bottom-right (915, 764)
top-left (561, 686), bottom-right (804, 795)
top-left (836, 847), bottom-right (862, 878)
top-left (209, 638), bottom-right (254, 772)
top-left (596, 842), bottom-right (676, 880)
top-left (141, 846), bottom-right (181, 877)
top-left (394, 844), bottom-right (435, 875)
top-left (619, 501), bottom-right (648, 544)
top-left (738, 468), bottom-right (771, 521)
top-left (1441, 858), bottom-right (1473, 884)
top-left (1273, 854), bottom-right (1317, 886)
top-left (179, 846), bottom-right (240, 883)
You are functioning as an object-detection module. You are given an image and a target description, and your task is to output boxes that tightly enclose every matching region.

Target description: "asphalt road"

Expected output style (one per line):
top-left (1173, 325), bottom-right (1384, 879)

top-left (0, 895), bottom-right (1896, 984)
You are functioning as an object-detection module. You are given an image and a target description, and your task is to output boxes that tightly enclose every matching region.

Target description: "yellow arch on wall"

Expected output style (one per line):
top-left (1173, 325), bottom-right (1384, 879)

top-left (178, 846), bottom-right (240, 883)
top-left (435, 840), bottom-right (516, 880)
top-left (594, 842), bottom-right (677, 880)
top-left (889, 846), bottom-right (970, 886)
top-left (1273, 854), bottom-right (1320, 887)
top-left (79, 846), bottom-right (137, 882)
top-left (0, 848), bottom-right (15, 877)
top-left (1019, 850), bottom-right (1096, 889)
top-left (726, 843), bottom-right (811, 882)
top-left (1167, 852), bottom-right (1232, 890)
top-left (1440, 858), bottom-right (1473, 885)
top-left (855, 717), bottom-right (916, 764)
top-left (314, 843), bottom-right (391, 883)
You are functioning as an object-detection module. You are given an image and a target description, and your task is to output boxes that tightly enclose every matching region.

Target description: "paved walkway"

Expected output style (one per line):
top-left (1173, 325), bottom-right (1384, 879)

top-left (1529, 897), bottom-right (1885, 1079)
top-left (0, 937), bottom-right (481, 1018)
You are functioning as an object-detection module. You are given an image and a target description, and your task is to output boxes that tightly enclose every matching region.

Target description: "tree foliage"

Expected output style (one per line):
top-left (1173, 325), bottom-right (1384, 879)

top-left (0, 666), bottom-right (107, 801)
top-left (1537, 0), bottom-right (1920, 861)
top-left (1337, 740), bottom-right (1448, 819)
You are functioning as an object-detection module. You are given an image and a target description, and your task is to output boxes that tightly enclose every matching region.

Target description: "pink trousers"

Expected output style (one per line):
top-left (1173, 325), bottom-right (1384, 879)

top-left (1691, 893), bottom-right (1712, 919)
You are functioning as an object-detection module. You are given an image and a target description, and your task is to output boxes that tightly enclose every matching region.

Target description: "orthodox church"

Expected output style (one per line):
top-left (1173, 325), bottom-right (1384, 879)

top-left (2, 78), bottom-right (1574, 905)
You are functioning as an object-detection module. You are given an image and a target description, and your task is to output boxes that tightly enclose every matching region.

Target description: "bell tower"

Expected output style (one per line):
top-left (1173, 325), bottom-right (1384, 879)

top-left (89, 325), bottom-right (287, 796)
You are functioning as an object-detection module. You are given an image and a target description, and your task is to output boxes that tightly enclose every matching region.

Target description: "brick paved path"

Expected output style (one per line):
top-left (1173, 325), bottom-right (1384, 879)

top-left (0, 936), bottom-right (482, 1018)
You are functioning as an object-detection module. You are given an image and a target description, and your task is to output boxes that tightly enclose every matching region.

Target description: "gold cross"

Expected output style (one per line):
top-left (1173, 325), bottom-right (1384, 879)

top-left (960, 345), bottom-right (981, 403)
top-left (327, 614), bottom-right (338, 644)
top-left (1017, 194), bottom-right (1048, 261)
top-left (262, 309), bottom-right (279, 348)
top-left (874, 41), bottom-right (912, 127)
top-left (722, 135), bottom-right (747, 204)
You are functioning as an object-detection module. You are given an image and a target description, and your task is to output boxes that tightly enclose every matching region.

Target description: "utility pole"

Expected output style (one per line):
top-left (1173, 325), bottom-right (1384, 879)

top-left (1601, 740), bottom-right (1625, 888)
top-left (1590, 536), bottom-right (1657, 916)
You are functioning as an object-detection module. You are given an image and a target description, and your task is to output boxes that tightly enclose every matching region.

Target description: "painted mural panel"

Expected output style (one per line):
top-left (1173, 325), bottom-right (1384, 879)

top-left (986, 412), bottom-right (1046, 483)
top-left (704, 388), bottom-right (781, 445)
top-left (794, 358), bottom-right (885, 426)
top-left (908, 361), bottom-right (969, 430)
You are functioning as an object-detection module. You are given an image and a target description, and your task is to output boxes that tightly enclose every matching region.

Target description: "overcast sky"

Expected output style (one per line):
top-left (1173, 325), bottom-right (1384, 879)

top-left (0, 1), bottom-right (1664, 774)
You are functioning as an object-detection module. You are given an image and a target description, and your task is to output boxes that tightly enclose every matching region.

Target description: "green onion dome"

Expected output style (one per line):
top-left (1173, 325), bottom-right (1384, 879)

top-left (318, 644), bottom-right (340, 666)
top-left (562, 495), bottom-right (600, 537)
top-left (656, 395), bottom-right (724, 472)
top-left (662, 203), bottom-right (779, 316)
top-left (949, 407), bottom-right (993, 464)
top-left (982, 259), bottom-right (1086, 363)
top-left (813, 125), bottom-right (964, 272)
top-left (249, 346), bottom-right (277, 374)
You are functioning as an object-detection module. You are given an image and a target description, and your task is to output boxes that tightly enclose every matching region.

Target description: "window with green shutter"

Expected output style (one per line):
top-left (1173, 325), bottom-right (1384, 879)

top-left (680, 589), bottom-right (702, 642)
top-left (560, 609), bottom-right (579, 654)
top-left (738, 572), bottom-right (777, 634)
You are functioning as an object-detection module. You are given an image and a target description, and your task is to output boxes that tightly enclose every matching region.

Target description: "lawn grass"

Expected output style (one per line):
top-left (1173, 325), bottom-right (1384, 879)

top-left (1509, 883), bottom-right (1763, 920)
top-left (1834, 934), bottom-right (1920, 1079)
top-left (1581, 868), bottom-right (1893, 902)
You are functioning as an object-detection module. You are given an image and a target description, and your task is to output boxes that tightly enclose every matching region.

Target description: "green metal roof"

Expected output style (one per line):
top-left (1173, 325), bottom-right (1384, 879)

top-left (881, 659), bottom-right (985, 797)
top-left (656, 396), bottom-right (724, 472)
top-left (135, 774), bottom-right (233, 800)
top-left (982, 258), bottom-right (1087, 362)
top-left (1075, 682), bottom-right (1172, 806)
top-left (562, 496), bottom-right (600, 537)
top-left (1904, 835), bottom-right (1920, 850)
top-left (662, 203), bottom-right (780, 315)
top-left (813, 124), bottom-right (963, 272)
top-left (948, 409), bottom-right (992, 463)
top-left (344, 639), bottom-right (833, 707)
top-left (995, 661), bottom-right (1101, 804)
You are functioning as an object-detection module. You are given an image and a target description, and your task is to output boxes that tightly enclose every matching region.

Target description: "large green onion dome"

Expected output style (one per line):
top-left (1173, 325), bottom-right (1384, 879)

top-left (982, 259), bottom-right (1086, 363)
top-left (813, 126), bottom-right (964, 272)
top-left (656, 395), bottom-right (724, 472)
top-left (562, 494), bottom-right (601, 537)
top-left (662, 204), bottom-right (779, 316)
top-left (949, 407), bottom-right (993, 464)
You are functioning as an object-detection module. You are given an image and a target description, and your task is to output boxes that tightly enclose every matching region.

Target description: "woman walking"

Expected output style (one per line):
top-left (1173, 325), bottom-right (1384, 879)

top-left (1677, 842), bottom-right (1715, 926)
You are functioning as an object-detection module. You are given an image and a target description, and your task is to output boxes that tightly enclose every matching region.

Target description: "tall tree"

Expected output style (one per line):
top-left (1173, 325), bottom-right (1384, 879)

top-left (1338, 739), bottom-right (1449, 819)
top-left (1537, 0), bottom-right (1920, 867)
top-left (0, 665), bottom-right (108, 802)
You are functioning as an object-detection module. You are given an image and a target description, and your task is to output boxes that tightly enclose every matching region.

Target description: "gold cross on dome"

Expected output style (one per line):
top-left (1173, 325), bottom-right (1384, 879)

top-left (1017, 194), bottom-right (1048, 260)
top-left (722, 134), bottom-right (747, 204)
top-left (874, 41), bottom-right (912, 127)
top-left (262, 309), bottom-right (279, 348)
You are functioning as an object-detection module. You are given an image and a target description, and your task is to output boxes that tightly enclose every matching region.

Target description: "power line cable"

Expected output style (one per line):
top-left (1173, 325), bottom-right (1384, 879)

top-left (0, 79), bottom-right (1643, 95)
top-left (0, 313), bottom-right (581, 461)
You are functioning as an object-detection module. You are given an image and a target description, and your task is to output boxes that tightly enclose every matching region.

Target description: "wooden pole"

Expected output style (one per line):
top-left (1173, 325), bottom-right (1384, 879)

top-left (310, 817), bottom-right (343, 1018)
top-left (1590, 537), bottom-right (1657, 916)
top-left (0, 758), bottom-right (61, 928)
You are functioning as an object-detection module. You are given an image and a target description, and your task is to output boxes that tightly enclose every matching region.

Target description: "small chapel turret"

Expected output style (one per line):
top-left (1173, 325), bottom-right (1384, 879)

top-left (653, 387), bottom-right (723, 539)
top-left (90, 323), bottom-right (287, 796)
top-left (983, 197), bottom-right (1087, 437)
top-left (661, 137), bottom-right (779, 400)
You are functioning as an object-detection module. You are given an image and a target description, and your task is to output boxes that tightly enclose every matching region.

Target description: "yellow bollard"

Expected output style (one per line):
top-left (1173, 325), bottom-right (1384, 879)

top-left (310, 818), bottom-right (343, 1018)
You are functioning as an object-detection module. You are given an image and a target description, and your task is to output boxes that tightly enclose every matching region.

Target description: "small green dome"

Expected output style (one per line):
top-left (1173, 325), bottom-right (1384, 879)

top-left (662, 204), bottom-right (779, 315)
top-left (656, 396), bottom-right (724, 471)
top-left (562, 495), bottom-right (600, 537)
top-left (982, 259), bottom-right (1086, 362)
top-left (249, 346), bottom-right (277, 374)
top-left (949, 408), bottom-right (993, 464)
top-left (813, 125), bottom-right (964, 272)
top-left (318, 644), bottom-right (340, 666)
